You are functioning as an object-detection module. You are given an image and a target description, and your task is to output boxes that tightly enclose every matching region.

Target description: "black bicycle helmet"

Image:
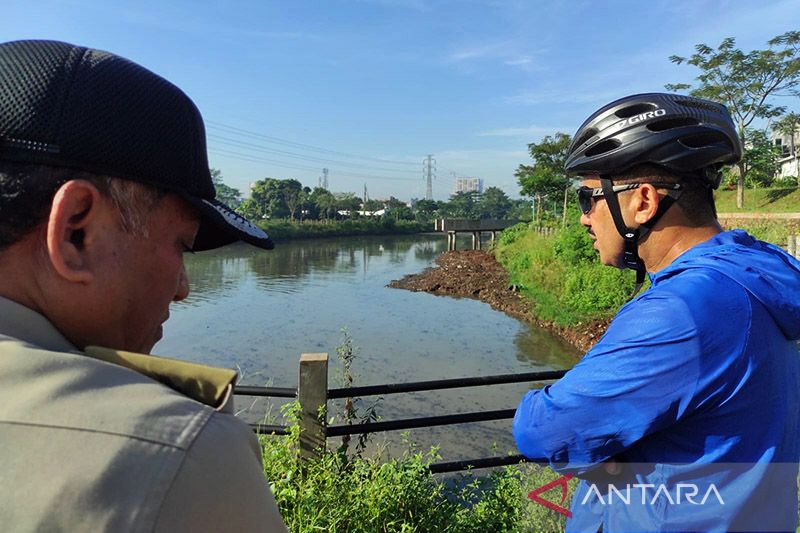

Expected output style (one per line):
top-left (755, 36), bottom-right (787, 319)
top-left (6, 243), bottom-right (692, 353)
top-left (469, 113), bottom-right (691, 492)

top-left (565, 93), bottom-right (741, 187)
top-left (565, 93), bottom-right (742, 298)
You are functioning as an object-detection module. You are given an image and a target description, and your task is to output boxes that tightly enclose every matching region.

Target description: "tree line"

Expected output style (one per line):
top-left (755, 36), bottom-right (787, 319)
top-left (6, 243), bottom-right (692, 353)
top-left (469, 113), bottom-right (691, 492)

top-left (212, 171), bottom-right (531, 224)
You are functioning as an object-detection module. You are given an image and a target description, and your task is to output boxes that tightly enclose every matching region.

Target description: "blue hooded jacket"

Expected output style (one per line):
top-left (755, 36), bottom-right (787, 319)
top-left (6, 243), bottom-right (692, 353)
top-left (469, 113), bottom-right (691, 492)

top-left (513, 230), bottom-right (800, 532)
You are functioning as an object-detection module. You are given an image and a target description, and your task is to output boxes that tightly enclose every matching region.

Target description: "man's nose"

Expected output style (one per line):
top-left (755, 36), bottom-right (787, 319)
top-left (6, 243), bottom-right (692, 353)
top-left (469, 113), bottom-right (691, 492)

top-left (174, 265), bottom-right (190, 302)
top-left (580, 211), bottom-right (591, 227)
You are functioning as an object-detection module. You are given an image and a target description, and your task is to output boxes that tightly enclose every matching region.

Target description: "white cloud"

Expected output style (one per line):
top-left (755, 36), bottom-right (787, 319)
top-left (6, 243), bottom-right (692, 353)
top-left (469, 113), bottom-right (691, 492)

top-left (504, 57), bottom-right (533, 66)
top-left (502, 88), bottom-right (621, 107)
top-left (447, 42), bottom-right (544, 71)
top-left (478, 125), bottom-right (569, 137)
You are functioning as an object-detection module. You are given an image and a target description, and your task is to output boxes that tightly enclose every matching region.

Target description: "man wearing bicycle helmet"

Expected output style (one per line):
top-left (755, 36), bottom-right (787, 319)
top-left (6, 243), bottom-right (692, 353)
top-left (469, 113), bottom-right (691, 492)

top-left (513, 93), bottom-right (800, 532)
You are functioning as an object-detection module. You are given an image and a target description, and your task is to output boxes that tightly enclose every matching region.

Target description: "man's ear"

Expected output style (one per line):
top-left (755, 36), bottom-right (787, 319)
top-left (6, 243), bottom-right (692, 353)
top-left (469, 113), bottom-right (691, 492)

top-left (631, 184), bottom-right (661, 225)
top-left (46, 180), bottom-right (108, 283)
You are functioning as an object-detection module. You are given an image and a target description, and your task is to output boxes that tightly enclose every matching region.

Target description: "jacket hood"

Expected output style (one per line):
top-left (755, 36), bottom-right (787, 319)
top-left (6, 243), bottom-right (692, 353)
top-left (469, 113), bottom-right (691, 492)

top-left (653, 230), bottom-right (800, 340)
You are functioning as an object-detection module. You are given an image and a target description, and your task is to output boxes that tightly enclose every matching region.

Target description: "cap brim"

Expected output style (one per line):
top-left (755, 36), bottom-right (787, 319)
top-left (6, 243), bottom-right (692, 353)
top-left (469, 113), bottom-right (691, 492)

top-left (185, 197), bottom-right (274, 251)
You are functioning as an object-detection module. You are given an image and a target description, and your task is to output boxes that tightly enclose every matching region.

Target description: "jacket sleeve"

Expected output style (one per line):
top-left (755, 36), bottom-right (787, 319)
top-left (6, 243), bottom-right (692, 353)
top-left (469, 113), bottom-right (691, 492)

top-left (512, 292), bottom-right (708, 474)
top-left (154, 411), bottom-right (288, 533)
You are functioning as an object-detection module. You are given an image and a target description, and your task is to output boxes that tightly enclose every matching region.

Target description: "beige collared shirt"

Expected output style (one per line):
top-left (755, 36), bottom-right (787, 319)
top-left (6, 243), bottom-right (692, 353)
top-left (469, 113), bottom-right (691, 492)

top-left (0, 296), bottom-right (287, 532)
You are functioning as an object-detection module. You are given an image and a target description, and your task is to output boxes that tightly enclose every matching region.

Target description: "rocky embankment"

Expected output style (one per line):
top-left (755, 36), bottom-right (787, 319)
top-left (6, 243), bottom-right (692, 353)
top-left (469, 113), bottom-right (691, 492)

top-left (388, 250), bottom-right (609, 354)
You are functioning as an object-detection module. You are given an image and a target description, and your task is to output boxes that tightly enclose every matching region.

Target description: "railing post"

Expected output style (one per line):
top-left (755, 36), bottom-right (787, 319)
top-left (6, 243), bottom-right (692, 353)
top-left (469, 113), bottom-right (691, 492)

top-left (298, 352), bottom-right (328, 461)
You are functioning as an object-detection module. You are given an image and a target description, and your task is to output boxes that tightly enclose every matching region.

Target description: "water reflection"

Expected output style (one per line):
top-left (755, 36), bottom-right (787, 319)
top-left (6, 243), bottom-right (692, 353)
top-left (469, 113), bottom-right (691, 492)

top-left (158, 234), bottom-right (578, 460)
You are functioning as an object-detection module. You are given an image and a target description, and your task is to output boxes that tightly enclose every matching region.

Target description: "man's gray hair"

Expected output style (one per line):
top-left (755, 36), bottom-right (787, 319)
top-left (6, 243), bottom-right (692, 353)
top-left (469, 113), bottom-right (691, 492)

top-left (0, 161), bottom-right (166, 250)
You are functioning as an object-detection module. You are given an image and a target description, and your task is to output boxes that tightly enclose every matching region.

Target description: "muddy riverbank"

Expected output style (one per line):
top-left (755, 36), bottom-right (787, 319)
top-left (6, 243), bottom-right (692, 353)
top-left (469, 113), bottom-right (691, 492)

top-left (388, 250), bottom-right (610, 355)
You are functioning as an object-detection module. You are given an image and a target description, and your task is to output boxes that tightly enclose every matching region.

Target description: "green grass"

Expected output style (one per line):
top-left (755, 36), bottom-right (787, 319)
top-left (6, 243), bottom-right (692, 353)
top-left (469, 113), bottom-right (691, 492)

top-left (714, 186), bottom-right (800, 213)
top-left (256, 218), bottom-right (429, 241)
top-left (495, 222), bottom-right (634, 326)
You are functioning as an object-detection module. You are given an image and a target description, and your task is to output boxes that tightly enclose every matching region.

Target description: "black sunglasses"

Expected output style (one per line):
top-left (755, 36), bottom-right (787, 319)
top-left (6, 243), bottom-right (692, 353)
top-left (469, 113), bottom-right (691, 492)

top-left (576, 182), bottom-right (683, 215)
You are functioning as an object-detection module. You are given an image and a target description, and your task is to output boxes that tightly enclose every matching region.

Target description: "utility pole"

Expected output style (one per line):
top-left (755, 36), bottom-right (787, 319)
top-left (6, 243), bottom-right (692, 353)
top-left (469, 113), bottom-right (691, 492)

top-left (364, 183), bottom-right (368, 203)
top-left (422, 155), bottom-right (436, 200)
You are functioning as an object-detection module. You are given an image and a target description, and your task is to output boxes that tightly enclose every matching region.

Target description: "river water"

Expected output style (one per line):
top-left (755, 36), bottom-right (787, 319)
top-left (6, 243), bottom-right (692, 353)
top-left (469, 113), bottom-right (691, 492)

top-left (156, 234), bottom-right (579, 461)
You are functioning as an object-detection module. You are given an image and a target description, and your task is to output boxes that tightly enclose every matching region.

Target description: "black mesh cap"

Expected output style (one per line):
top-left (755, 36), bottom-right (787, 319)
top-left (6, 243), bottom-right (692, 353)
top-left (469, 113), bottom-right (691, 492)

top-left (0, 39), bottom-right (273, 251)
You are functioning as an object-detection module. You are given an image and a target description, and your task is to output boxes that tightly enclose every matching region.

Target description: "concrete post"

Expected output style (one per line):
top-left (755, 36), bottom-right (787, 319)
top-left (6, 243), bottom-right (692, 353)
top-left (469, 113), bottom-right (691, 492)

top-left (789, 234), bottom-right (797, 259)
top-left (298, 353), bottom-right (328, 461)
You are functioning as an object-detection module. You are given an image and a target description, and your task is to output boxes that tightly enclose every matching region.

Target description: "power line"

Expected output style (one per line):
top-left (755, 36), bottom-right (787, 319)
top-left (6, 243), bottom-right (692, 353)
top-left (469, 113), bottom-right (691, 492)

top-left (207, 133), bottom-right (419, 174)
top-left (206, 120), bottom-right (419, 167)
top-left (208, 148), bottom-right (420, 182)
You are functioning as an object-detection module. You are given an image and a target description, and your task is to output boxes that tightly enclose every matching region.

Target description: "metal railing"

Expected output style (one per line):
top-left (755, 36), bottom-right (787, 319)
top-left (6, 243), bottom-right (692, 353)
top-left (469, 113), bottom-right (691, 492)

top-left (235, 353), bottom-right (567, 473)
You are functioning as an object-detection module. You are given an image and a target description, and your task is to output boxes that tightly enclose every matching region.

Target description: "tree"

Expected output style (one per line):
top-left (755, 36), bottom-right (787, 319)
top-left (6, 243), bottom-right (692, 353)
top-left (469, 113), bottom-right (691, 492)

top-left (362, 199), bottom-right (385, 214)
top-left (210, 168), bottom-right (242, 209)
top-left (478, 186), bottom-right (512, 219)
top-left (741, 129), bottom-right (782, 187)
top-left (309, 187), bottom-right (336, 220)
top-left (413, 198), bottom-right (439, 223)
top-left (666, 31), bottom-right (800, 208)
top-left (281, 179), bottom-right (304, 220)
top-left (334, 192), bottom-right (362, 218)
top-left (515, 133), bottom-right (571, 221)
top-left (443, 191), bottom-right (479, 218)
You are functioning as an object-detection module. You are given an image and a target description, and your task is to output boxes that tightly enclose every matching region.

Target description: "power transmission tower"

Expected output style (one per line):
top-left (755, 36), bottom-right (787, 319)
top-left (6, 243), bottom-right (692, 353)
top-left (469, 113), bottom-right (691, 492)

top-left (322, 168), bottom-right (329, 190)
top-left (364, 183), bottom-right (368, 203)
top-left (422, 154), bottom-right (436, 200)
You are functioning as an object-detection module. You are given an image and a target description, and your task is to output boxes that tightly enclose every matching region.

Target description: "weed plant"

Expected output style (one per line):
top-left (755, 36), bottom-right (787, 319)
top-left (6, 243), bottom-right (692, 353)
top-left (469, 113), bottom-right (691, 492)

top-left (260, 410), bottom-right (569, 532)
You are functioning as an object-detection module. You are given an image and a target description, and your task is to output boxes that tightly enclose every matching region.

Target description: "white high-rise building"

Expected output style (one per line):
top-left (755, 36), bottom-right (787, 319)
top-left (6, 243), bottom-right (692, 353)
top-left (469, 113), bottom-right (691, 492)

top-left (453, 177), bottom-right (483, 195)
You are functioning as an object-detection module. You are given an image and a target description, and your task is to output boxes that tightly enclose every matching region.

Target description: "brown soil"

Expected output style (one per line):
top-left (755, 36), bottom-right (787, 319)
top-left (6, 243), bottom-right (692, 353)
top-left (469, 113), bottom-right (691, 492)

top-left (388, 250), bottom-right (609, 354)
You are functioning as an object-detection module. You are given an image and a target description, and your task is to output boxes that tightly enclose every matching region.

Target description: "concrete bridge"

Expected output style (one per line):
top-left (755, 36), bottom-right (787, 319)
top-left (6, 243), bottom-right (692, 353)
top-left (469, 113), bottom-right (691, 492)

top-left (434, 219), bottom-right (520, 251)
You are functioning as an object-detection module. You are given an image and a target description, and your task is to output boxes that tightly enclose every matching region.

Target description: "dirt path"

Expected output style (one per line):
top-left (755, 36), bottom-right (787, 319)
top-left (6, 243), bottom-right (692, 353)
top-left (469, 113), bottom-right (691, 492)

top-left (388, 250), bottom-right (609, 355)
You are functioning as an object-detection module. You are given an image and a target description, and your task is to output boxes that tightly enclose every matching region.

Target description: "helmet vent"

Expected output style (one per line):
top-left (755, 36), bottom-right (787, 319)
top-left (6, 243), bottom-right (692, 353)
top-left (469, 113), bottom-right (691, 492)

top-left (679, 131), bottom-right (730, 148)
top-left (573, 128), bottom-right (597, 149)
top-left (675, 98), bottom-right (721, 113)
top-left (585, 138), bottom-right (621, 157)
top-left (615, 103), bottom-right (657, 118)
top-left (646, 117), bottom-right (699, 132)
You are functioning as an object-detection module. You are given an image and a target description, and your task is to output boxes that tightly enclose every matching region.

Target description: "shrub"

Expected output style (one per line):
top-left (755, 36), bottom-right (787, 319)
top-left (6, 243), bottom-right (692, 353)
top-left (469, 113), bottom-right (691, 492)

top-left (259, 403), bottom-right (572, 532)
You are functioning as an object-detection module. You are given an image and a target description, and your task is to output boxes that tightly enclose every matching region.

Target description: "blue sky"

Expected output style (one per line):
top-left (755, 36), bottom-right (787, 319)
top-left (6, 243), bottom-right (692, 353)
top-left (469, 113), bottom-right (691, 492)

top-left (4, 0), bottom-right (800, 200)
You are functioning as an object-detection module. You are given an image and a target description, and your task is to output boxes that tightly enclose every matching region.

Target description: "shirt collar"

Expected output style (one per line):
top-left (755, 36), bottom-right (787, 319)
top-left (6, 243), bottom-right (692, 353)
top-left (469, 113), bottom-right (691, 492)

top-left (0, 295), bottom-right (78, 353)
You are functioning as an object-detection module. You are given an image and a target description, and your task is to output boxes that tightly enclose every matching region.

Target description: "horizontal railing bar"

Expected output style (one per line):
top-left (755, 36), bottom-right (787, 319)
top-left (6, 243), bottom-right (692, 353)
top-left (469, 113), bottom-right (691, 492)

top-left (235, 386), bottom-right (297, 398)
top-left (327, 369), bottom-right (566, 399)
top-left (250, 423), bottom-right (290, 436)
top-left (326, 408), bottom-right (516, 437)
top-left (429, 454), bottom-right (547, 474)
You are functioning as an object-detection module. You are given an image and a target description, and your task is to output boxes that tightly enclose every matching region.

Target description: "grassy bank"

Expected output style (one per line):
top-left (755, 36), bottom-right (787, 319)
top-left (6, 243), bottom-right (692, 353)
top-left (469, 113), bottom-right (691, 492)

top-left (493, 216), bottom-right (797, 327)
top-left (494, 222), bottom-right (632, 326)
top-left (256, 218), bottom-right (429, 241)
top-left (714, 186), bottom-right (800, 213)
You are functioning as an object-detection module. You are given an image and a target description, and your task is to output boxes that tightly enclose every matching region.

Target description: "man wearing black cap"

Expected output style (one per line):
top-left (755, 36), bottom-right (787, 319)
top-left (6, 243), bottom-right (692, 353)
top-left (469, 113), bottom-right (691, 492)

top-left (0, 40), bottom-right (287, 531)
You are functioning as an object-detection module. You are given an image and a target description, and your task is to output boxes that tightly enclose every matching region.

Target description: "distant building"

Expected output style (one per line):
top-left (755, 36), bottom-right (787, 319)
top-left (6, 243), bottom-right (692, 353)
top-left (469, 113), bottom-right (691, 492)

top-left (453, 177), bottom-right (483, 195)
top-left (772, 129), bottom-right (800, 179)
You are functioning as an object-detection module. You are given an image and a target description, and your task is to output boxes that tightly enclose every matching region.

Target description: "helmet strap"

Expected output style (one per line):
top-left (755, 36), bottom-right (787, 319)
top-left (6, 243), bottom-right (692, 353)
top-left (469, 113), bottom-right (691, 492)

top-left (599, 178), bottom-right (682, 299)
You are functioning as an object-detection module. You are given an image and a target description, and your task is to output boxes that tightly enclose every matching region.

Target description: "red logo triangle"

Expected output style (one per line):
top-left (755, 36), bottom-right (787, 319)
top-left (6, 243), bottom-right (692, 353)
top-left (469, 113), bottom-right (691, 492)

top-left (527, 474), bottom-right (573, 517)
